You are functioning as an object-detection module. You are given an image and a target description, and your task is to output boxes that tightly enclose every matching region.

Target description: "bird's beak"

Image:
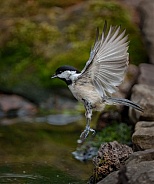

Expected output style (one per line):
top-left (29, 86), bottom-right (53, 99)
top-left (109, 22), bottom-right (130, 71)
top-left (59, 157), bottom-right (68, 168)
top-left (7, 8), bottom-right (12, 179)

top-left (51, 74), bottom-right (57, 79)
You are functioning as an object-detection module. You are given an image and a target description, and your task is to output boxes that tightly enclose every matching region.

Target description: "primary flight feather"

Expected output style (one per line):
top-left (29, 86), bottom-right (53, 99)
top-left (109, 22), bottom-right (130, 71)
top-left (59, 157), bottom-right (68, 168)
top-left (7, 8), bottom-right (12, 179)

top-left (51, 22), bottom-right (143, 142)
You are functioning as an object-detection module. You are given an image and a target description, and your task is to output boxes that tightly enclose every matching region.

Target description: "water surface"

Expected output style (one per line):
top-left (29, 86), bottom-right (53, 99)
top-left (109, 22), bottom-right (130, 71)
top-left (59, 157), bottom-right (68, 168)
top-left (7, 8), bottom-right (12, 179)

top-left (0, 118), bottom-right (93, 183)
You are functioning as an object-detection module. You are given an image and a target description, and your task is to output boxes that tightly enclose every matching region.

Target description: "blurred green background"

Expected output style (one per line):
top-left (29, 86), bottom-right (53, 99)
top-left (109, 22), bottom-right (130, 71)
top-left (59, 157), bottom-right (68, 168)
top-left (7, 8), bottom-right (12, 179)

top-left (0, 0), bottom-right (147, 183)
top-left (0, 0), bottom-right (147, 103)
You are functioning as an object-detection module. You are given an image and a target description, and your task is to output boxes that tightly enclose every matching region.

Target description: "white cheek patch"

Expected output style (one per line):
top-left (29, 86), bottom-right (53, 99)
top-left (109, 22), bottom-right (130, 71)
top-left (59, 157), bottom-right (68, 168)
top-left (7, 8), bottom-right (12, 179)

top-left (57, 71), bottom-right (71, 79)
top-left (57, 70), bottom-right (81, 81)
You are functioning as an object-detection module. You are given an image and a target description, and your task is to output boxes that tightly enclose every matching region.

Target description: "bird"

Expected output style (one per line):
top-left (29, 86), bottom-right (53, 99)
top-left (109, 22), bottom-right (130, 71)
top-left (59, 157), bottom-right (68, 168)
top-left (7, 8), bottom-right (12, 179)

top-left (51, 22), bottom-right (143, 142)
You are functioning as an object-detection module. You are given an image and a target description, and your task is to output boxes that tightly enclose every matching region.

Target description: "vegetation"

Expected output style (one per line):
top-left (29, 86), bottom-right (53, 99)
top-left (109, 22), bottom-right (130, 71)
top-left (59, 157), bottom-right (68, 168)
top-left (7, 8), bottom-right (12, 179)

top-left (0, 0), bottom-right (147, 103)
top-left (95, 122), bottom-right (132, 146)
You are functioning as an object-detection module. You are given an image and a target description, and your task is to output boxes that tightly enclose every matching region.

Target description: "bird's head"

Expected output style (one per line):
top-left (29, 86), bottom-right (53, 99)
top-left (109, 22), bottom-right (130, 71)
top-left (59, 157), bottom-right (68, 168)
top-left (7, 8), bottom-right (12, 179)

top-left (51, 65), bottom-right (80, 85)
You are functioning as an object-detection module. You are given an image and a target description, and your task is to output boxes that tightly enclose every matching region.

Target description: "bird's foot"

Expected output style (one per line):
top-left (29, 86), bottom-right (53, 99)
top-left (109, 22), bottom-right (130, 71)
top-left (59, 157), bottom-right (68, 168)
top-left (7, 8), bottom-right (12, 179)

top-left (78, 127), bottom-right (95, 143)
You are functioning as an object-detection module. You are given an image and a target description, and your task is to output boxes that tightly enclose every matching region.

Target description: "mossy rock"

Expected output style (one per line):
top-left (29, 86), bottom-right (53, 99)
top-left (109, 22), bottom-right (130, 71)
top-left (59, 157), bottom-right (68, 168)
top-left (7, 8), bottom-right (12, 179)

top-left (0, 0), bottom-right (147, 103)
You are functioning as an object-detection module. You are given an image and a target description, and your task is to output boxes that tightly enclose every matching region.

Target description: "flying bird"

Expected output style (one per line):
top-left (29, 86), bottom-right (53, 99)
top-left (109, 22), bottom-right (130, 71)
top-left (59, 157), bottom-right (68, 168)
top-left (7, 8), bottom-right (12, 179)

top-left (51, 22), bottom-right (143, 142)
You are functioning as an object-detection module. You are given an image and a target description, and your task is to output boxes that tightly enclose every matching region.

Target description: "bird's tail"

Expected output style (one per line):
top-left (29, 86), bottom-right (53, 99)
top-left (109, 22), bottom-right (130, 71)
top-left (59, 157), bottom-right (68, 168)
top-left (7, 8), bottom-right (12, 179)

top-left (105, 97), bottom-right (144, 112)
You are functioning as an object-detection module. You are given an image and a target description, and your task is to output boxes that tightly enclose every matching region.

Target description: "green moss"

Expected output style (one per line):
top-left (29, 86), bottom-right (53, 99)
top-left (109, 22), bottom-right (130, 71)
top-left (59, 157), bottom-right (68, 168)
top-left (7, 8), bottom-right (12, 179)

top-left (0, 0), bottom-right (147, 99)
top-left (94, 122), bottom-right (132, 146)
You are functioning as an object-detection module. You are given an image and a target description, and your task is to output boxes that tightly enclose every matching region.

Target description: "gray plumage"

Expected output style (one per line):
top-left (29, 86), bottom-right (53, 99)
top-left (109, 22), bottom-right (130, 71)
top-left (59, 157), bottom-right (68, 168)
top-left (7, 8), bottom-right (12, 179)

top-left (51, 22), bottom-right (143, 142)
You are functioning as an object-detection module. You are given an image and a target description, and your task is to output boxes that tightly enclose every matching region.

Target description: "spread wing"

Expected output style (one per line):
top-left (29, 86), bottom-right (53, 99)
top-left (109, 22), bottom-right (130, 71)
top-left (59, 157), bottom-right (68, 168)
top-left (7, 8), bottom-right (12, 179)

top-left (78, 22), bottom-right (129, 97)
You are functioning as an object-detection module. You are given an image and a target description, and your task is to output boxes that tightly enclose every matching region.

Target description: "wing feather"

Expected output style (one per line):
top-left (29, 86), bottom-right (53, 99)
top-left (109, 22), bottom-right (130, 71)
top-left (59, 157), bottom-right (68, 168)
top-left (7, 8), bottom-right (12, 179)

top-left (79, 23), bottom-right (129, 97)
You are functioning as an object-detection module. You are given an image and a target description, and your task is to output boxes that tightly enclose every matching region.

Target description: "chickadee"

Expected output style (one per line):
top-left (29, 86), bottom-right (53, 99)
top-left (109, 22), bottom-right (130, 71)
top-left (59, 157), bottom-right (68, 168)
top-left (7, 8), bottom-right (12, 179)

top-left (51, 22), bottom-right (143, 142)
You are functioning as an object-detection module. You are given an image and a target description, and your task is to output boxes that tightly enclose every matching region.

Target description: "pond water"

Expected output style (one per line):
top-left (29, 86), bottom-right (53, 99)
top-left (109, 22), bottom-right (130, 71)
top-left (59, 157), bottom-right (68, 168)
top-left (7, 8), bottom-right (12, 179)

top-left (0, 117), bottom-right (93, 184)
top-left (0, 163), bottom-right (86, 183)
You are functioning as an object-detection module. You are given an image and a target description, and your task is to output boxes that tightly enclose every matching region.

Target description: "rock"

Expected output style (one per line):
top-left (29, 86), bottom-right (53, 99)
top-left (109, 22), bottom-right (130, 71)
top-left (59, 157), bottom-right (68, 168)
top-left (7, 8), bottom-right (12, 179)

top-left (97, 149), bottom-right (154, 184)
top-left (96, 171), bottom-right (119, 184)
top-left (132, 121), bottom-right (154, 150)
top-left (89, 141), bottom-right (133, 183)
top-left (138, 0), bottom-right (154, 64)
top-left (138, 63), bottom-right (154, 86)
top-left (0, 94), bottom-right (38, 117)
top-left (99, 160), bottom-right (154, 184)
top-left (126, 149), bottom-right (154, 165)
top-left (126, 161), bottom-right (154, 184)
top-left (129, 84), bottom-right (154, 123)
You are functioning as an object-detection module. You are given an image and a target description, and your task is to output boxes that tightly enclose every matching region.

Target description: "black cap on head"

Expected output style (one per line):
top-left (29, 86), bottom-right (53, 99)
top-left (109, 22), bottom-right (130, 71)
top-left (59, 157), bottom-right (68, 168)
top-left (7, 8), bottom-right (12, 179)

top-left (55, 65), bottom-right (80, 75)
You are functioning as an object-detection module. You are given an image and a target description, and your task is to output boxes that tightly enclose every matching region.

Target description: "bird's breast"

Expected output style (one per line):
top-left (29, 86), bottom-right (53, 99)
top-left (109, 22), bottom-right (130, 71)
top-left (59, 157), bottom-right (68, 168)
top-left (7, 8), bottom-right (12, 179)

top-left (68, 82), bottom-right (105, 111)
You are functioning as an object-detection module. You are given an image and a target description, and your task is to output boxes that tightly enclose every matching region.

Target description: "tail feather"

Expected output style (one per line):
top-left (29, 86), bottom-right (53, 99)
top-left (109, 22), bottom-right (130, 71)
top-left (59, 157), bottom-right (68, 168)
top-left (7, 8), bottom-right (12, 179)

top-left (105, 97), bottom-right (144, 112)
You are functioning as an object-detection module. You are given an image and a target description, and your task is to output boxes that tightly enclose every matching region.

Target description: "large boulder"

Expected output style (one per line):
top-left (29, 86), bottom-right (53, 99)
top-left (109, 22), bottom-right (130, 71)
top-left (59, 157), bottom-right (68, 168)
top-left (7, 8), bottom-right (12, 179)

top-left (132, 121), bottom-right (154, 150)
top-left (129, 84), bottom-right (154, 123)
top-left (97, 149), bottom-right (154, 184)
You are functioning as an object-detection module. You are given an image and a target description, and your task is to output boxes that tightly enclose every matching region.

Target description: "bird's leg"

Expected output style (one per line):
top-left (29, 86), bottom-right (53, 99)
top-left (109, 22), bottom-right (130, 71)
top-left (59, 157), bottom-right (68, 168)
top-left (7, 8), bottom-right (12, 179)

top-left (79, 100), bottom-right (95, 141)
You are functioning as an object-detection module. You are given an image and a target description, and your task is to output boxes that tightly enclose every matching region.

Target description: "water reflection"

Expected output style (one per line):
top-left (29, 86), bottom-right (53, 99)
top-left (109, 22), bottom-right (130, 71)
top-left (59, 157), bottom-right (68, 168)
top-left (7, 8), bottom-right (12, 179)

top-left (36, 114), bottom-right (83, 125)
top-left (0, 118), bottom-right (92, 183)
top-left (0, 114), bottom-right (83, 126)
top-left (0, 163), bottom-right (85, 183)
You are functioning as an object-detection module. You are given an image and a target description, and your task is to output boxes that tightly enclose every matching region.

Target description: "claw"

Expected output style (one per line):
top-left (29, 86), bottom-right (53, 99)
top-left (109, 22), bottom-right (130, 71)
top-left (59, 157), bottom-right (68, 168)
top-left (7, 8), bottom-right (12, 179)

top-left (90, 128), bottom-right (96, 136)
top-left (79, 127), bottom-right (96, 142)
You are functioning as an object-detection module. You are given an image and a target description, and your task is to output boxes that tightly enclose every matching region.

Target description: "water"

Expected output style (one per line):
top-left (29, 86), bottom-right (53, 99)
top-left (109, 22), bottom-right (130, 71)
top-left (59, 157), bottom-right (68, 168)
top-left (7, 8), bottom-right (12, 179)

top-left (0, 118), bottom-right (93, 184)
top-left (0, 163), bottom-right (85, 183)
